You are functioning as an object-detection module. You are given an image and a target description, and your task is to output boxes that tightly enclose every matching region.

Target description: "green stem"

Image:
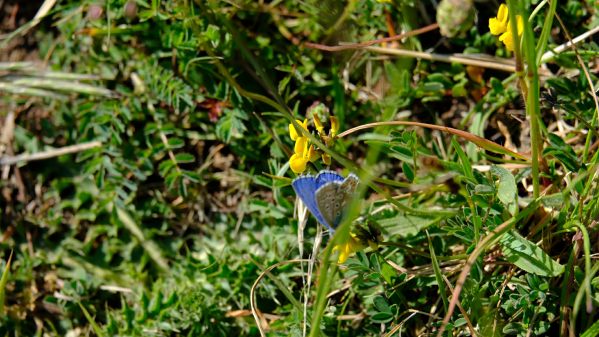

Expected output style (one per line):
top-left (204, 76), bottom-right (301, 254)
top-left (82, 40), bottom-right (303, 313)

top-left (308, 242), bottom-right (337, 337)
top-left (559, 249), bottom-right (576, 337)
top-left (529, 0), bottom-right (548, 22)
top-left (534, 0), bottom-right (557, 65)
top-left (572, 223), bottom-right (593, 321)
top-left (508, 0), bottom-right (542, 198)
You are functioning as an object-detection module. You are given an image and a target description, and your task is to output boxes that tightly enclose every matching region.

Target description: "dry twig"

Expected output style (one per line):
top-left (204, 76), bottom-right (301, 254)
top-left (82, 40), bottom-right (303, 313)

top-left (0, 141), bottom-right (102, 166)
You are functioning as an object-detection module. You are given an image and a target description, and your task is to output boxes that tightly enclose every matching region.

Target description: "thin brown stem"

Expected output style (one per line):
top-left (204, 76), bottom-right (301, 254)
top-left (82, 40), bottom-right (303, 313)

top-left (337, 121), bottom-right (530, 161)
top-left (304, 23), bottom-right (439, 52)
top-left (0, 141), bottom-right (102, 166)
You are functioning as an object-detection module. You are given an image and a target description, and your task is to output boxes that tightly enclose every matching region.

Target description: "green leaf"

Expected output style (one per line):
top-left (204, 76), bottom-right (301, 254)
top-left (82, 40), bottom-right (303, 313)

top-left (452, 137), bottom-right (474, 181)
top-left (0, 252), bottom-right (13, 313)
top-left (158, 160), bottom-right (175, 176)
top-left (452, 79), bottom-right (468, 97)
top-left (165, 171), bottom-right (180, 189)
top-left (502, 322), bottom-right (525, 335)
top-left (427, 73), bottom-right (451, 86)
top-left (370, 311), bottom-right (394, 324)
top-left (378, 214), bottom-right (440, 237)
top-left (205, 24), bottom-right (220, 43)
top-left (167, 137), bottom-right (185, 149)
top-left (454, 318), bottom-right (467, 327)
top-left (422, 82), bottom-right (445, 92)
top-left (248, 199), bottom-right (287, 219)
top-left (541, 193), bottom-right (564, 209)
top-left (491, 165), bottom-right (517, 206)
top-left (543, 134), bottom-right (581, 172)
top-left (489, 77), bottom-right (504, 93)
top-left (500, 231), bottom-right (564, 277)
top-left (427, 231), bottom-right (449, 312)
top-left (175, 153), bottom-right (195, 164)
top-left (389, 144), bottom-right (413, 162)
top-left (181, 170), bottom-right (201, 183)
top-left (216, 108), bottom-right (248, 143)
top-left (581, 319), bottom-right (599, 337)
top-left (402, 162), bottom-right (414, 182)
top-left (372, 296), bottom-right (390, 313)
top-left (380, 261), bottom-right (396, 284)
top-left (474, 184), bottom-right (495, 195)
top-left (278, 74), bottom-right (291, 94)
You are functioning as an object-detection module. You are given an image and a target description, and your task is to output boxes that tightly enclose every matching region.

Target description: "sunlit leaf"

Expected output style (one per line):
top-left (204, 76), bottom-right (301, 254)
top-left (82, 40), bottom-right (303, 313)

top-left (500, 231), bottom-right (564, 277)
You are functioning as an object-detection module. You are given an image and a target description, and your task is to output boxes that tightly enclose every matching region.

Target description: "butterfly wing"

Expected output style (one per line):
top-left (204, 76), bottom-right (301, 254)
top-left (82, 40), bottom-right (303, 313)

top-left (292, 175), bottom-right (328, 226)
top-left (341, 174), bottom-right (359, 194)
top-left (315, 174), bottom-right (360, 230)
top-left (315, 170), bottom-right (344, 188)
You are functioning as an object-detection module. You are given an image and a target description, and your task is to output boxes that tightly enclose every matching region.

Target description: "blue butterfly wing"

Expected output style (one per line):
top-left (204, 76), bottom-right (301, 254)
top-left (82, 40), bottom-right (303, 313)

top-left (292, 176), bottom-right (328, 226)
top-left (315, 173), bottom-right (360, 230)
top-left (314, 170), bottom-right (344, 188)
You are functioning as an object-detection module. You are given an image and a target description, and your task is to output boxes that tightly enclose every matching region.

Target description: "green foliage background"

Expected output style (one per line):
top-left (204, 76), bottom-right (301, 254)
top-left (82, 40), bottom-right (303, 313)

top-left (0, 0), bottom-right (598, 336)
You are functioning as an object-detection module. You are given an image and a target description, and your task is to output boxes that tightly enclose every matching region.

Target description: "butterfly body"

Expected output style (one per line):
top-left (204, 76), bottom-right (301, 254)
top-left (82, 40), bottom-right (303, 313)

top-left (292, 170), bottom-right (359, 231)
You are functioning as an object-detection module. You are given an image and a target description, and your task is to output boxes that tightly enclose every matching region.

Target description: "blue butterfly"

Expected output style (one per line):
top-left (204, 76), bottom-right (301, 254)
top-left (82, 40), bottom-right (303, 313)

top-left (292, 170), bottom-right (359, 231)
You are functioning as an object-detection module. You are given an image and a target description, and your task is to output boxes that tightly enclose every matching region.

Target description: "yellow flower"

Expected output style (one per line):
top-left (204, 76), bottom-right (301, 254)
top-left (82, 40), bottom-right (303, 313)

top-left (489, 4), bottom-right (509, 35)
top-left (330, 116), bottom-right (339, 138)
top-left (321, 153), bottom-right (331, 166)
top-left (290, 153), bottom-right (308, 174)
top-left (334, 233), bottom-right (365, 264)
top-left (288, 110), bottom-right (339, 173)
top-left (489, 4), bottom-right (524, 52)
top-left (290, 137), bottom-right (308, 173)
top-left (307, 145), bottom-right (319, 162)
top-left (290, 137), bottom-right (319, 173)
top-left (498, 15), bottom-right (523, 52)
top-left (499, 31), bottom-right (515, 51)
top-left (313, 114), bottom-right (325, 136)
top-left (289, 119), bottom-right (308, 141)
top-left (294, 136), bottom-right (307, 155)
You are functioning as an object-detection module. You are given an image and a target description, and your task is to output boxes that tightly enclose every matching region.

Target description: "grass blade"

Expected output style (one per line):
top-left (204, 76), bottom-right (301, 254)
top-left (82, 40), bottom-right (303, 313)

top-left (426, 230), bottom-right (448, 313)
top-left (0, 251), bottom-right (13, 314)
top-left (116, 206), bottom-right (169, 272)
top-left (78, 302), bottom-right (105, 337)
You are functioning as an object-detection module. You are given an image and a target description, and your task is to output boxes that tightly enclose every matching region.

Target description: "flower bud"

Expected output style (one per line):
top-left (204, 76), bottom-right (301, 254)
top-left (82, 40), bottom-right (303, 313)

top-left (437, 0), bottom-right (475, 38)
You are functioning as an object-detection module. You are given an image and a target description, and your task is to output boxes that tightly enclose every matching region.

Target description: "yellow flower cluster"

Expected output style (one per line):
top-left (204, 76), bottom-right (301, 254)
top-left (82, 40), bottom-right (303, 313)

top-left (334, 222), bottom-right (383, 264)
top-left (334, 233), bottom-right (365, 264)
top-left (488, 4), bottom-right (523, 52)
top-left (289, 119), bottom-right (318, 174)
top-left (288, 114), bottom-right (339, 174)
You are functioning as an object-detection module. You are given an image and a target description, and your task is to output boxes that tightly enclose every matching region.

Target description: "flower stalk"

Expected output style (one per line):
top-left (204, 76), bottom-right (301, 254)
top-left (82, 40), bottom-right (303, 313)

top-left (507, 0), bottom-right (543, 198)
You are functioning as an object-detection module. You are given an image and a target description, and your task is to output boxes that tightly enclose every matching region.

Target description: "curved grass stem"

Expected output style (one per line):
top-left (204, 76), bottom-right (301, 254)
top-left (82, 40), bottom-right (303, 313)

top-left (338, 120), bottom-right (530, 161)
